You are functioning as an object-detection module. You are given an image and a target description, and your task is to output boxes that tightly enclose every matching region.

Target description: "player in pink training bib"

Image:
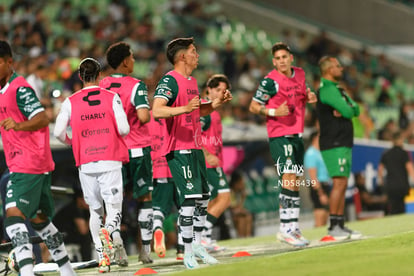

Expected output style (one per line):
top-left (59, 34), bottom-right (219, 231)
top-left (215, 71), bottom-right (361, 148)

top-left (249, 42), bottom-right (317, 247)
top-left (0, 40), bottom-right (76, 276)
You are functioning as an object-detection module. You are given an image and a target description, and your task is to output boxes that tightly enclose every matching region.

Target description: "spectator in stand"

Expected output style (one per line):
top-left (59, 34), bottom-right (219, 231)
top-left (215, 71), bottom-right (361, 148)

top-left (377, 119), bottom-right (399, 141)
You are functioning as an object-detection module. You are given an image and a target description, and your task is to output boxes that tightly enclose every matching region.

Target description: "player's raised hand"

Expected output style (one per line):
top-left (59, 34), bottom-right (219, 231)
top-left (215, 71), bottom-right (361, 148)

top-left (185, 96), bottom-right (200, 113)
top-left (306, 88), bottom-right (317, 103)
top-left (222, 89), bottom-right (233, 103)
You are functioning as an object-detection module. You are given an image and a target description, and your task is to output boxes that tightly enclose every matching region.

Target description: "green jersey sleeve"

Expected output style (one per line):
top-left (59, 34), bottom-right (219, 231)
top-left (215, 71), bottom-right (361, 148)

top-left (16, 86), bottom-right (44, 119)
top-left (154, 75), bottom-right (179, 106)
top-left (132, 81), bottom-right (150, 109)
top-left (320, 84), bottom-right (359, 119)
top-left (252, 77), bottom-right (278, 104)
top-left (200, 114), bottom-right (211, 132)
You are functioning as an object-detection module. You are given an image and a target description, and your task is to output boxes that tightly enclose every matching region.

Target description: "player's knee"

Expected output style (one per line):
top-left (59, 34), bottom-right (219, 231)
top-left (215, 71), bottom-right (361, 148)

top-left (30, 220), bottom-right (50, 231)
top-left (90, 206), bottom-right (104, 217)
top-left (5, 207), bottom-right (25, 219)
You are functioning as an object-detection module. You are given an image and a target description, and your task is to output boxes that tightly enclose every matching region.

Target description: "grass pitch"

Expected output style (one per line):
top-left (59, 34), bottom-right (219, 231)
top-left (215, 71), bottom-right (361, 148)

top-left (32, 214), bottom-right (414, 275)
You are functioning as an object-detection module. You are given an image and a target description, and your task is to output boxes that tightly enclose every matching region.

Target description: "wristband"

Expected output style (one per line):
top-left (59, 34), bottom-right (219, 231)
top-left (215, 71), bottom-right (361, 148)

top-left (268, 108), bottom-right (276, 117)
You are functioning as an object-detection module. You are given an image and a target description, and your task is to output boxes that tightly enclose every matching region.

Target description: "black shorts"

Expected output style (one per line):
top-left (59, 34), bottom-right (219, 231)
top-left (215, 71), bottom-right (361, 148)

top-left (310, 182), bottom-right (331, 210)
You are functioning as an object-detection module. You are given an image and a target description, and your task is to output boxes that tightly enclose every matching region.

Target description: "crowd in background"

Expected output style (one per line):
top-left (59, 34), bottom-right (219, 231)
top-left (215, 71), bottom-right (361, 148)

top-left (1, 0), bottom-right (414, 143)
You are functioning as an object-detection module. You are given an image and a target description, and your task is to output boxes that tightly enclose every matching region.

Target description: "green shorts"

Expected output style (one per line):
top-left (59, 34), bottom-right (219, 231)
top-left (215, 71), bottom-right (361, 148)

top-left (166, 149), bottom-right (210, 205)
top-left (269, 136), bottom-right (304, 177)
top-left (321, 147), bottom-right (352, 178)
top-left (122, 146), bottom-right (153, 199)
top-left (6, 172), bottom-right (55, 219)
top-left (152, 178), bottom-right (179, 217)
top-left (207, 167), bottom-right (229, 200)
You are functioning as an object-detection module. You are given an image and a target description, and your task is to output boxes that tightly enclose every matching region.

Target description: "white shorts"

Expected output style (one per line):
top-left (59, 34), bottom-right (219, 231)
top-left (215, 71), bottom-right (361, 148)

top-left (79, 168), bottom-right (123, 210)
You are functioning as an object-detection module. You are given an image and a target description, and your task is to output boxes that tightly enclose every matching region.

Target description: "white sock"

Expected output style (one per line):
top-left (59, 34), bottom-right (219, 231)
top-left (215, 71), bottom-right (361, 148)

top-left (177, 215), bottom-right (184, 250)
top-left (179, 205), bottom-right (195, 254)
top-left (105, 202), bottom-right (123, 244)
top-left (19, 265), bottom-right (34, 276)
top-left (153, 210), bottom-right (164, 231)
top-left (138, 201), bottom-right (153, 253)
top-left (34, 222), bottom-right (75, 275)
top-left (290, 193), bottom-right (300, 231)
top-left (90, 207), bottom-right (105, 250)
top-left (6, 222), bottom-right (33, 276)
top-left (202, 219), bottom-right (214, 244)
top-left (279, 192), bottom-right (291, 234)
top-left (193, 199), bottom-right (208, 244)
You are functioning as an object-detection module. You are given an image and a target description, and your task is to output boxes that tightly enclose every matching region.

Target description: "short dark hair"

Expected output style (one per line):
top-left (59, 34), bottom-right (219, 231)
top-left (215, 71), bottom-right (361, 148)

top-left (0, 40), bottom-right (12, 58)
top-left (206, 74), bottom-right (231, 90)
top-left (166, 37), bottom-right (194, 65)
top-left (106, 42), bottom-right (131, 69)
top-left (78, 57), bottom-right (101, 83)
top-left (271, 42), bottom-right (291, 56)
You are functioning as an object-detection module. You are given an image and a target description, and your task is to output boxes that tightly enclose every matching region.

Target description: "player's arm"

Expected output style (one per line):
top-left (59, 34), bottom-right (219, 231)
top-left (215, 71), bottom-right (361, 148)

top-left (0, 86), bottom-right (49, 131)
top-left (132, 81), bottom-right (150, 124)
top-left (113, 94), bottom-right (130, 137)
top-left (199, 89), bottom-right (232, 117)
top-left (0, 111), bottom-right (49, 131)
top-left (153, 97), bottom-right (199, 119)
top-left (249, 78), bottom-right (289, 117)
top-left (377, 162), bottom-right (384, 186)
top-left (54, 98), bottom-right (72, 145)
top-left (152, 76), bottom-right (199, 119)
top-left (406, 159), bottom-right (414, 185)
top-left (344, 94), bottom-right (360, 116)
top-left (320, 86), bottom-right (358, 119)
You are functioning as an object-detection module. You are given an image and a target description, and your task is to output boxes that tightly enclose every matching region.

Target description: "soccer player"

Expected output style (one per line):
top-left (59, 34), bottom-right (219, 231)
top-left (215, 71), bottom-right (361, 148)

top-left (200, 74), bottom-right (231, 251)
top-left (0, 40), bottom-right (75, 276)
top-left (152, 37), bottom-right (232, 269)
top-left (148, 113), bottom-right (183, 259)
top-left (54, 57), bottom-right (130, 273)
top-left (316, 56), bottom-right (361, 240)
top-left (249, 42), bottom-right (317, 247)
top-left (100, 42), bottom-right (153, 264)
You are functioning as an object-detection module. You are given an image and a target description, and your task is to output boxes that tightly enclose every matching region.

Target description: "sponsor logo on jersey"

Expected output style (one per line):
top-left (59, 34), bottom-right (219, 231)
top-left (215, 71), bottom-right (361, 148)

top-left (85, 145), bottom-right (108, 155)
top-left (80, 112), bottom-right (106, 121)
top-left (81, 128), bottom-right (110, 138)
